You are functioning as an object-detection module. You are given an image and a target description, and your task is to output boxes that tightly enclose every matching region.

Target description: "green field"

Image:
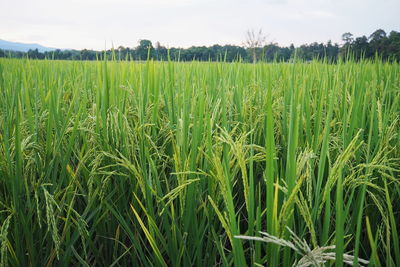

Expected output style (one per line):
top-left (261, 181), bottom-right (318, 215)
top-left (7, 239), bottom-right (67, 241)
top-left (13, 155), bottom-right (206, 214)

top-left (0, 58), bottom-right (399, 266)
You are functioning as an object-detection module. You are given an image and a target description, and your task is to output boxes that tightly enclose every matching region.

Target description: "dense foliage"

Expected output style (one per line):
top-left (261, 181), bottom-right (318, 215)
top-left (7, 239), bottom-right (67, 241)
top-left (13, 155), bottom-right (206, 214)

top-left (1, 29), bottom-right (399, 62)
top-left (0, 57), bottom-right (399, 266)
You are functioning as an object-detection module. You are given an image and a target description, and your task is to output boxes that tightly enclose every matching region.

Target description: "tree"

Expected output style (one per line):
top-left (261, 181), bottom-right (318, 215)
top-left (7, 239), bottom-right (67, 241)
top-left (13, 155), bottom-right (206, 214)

top-left (387, 31), bottom-right (400, 60)
top-left (1, 28), bottom-right (399, 62)
top-left (154, 41), bottom-right (168, 60)
top-left (137, 39), bottom-right (154, 60)
top-left (325, 41), bottom-right (339, 61)
top-left (27, 48), bottom-right (41, 59)
top-left (340, 32), bottom-right (354, 59)
top-left (369, 29), bottom-right (386, 42)
top-left (368, 29), bottom-right (388, 58)
top-left (352, 36), bottom-right (370, 59)
top-left (244, 29), bottom-right (267, 63)
top-left (342, 32), bottom-right (354, 44)
top-left (263, 43), bottom-right (281, 61)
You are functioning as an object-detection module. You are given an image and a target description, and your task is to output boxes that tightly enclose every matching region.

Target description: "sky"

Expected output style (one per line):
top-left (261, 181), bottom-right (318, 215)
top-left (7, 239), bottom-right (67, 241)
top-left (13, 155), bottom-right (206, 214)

top-left (1, 0), bottom-right (399, 50)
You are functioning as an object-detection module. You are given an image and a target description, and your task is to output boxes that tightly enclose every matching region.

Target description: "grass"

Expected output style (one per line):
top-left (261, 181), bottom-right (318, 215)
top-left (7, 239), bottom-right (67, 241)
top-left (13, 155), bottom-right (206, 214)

top-left (0, 57), bottom-right (399, 266)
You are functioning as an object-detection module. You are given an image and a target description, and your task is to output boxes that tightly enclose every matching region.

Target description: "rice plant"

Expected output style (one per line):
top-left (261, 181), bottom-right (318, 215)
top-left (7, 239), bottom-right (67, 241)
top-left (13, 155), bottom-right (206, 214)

top-left (235, 227), bottom-right (369, 266)
top-left (0, 57), bottom-right (399, 266)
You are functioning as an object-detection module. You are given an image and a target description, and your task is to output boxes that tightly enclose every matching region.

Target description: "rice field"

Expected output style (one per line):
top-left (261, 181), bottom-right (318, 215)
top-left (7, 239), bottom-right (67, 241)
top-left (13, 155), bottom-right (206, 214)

top-left (0, 57), bottom-right (399, 266)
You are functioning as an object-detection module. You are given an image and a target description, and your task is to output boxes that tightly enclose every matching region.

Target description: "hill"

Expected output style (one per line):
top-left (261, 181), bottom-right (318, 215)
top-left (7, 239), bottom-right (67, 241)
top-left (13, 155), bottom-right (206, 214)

top-left (0, 39), bottom-right (57, 52)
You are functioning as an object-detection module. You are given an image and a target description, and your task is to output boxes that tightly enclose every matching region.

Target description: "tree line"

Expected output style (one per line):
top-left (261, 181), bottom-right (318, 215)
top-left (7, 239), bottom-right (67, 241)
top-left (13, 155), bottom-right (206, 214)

top-left (1, 29), bottom-right (399, 62)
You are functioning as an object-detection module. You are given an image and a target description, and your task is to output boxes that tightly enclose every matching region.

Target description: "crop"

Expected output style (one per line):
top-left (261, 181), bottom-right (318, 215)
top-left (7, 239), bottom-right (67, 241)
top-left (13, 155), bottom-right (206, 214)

top-left (0, 57), bottom-right (399, 266)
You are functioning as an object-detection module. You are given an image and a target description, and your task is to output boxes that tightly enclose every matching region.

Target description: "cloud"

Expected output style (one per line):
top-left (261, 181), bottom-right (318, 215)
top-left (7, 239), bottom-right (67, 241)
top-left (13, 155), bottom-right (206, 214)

top-left (1, 0), bottom-right (399, 49)
top-left (308, 10), bottom-right (335, 18)
top-left (263, 0), bottom-right (288, 4)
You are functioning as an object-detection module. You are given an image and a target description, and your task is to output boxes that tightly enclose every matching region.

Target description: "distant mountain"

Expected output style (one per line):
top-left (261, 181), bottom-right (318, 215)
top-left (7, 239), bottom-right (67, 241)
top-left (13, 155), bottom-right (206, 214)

top-left (0, 39), bottom-right (57, 52)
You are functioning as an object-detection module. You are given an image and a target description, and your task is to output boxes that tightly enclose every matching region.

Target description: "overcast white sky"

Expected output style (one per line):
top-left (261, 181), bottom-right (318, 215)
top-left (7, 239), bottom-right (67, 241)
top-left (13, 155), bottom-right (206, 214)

top-left (1, 0), bottom-right (399, 50)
